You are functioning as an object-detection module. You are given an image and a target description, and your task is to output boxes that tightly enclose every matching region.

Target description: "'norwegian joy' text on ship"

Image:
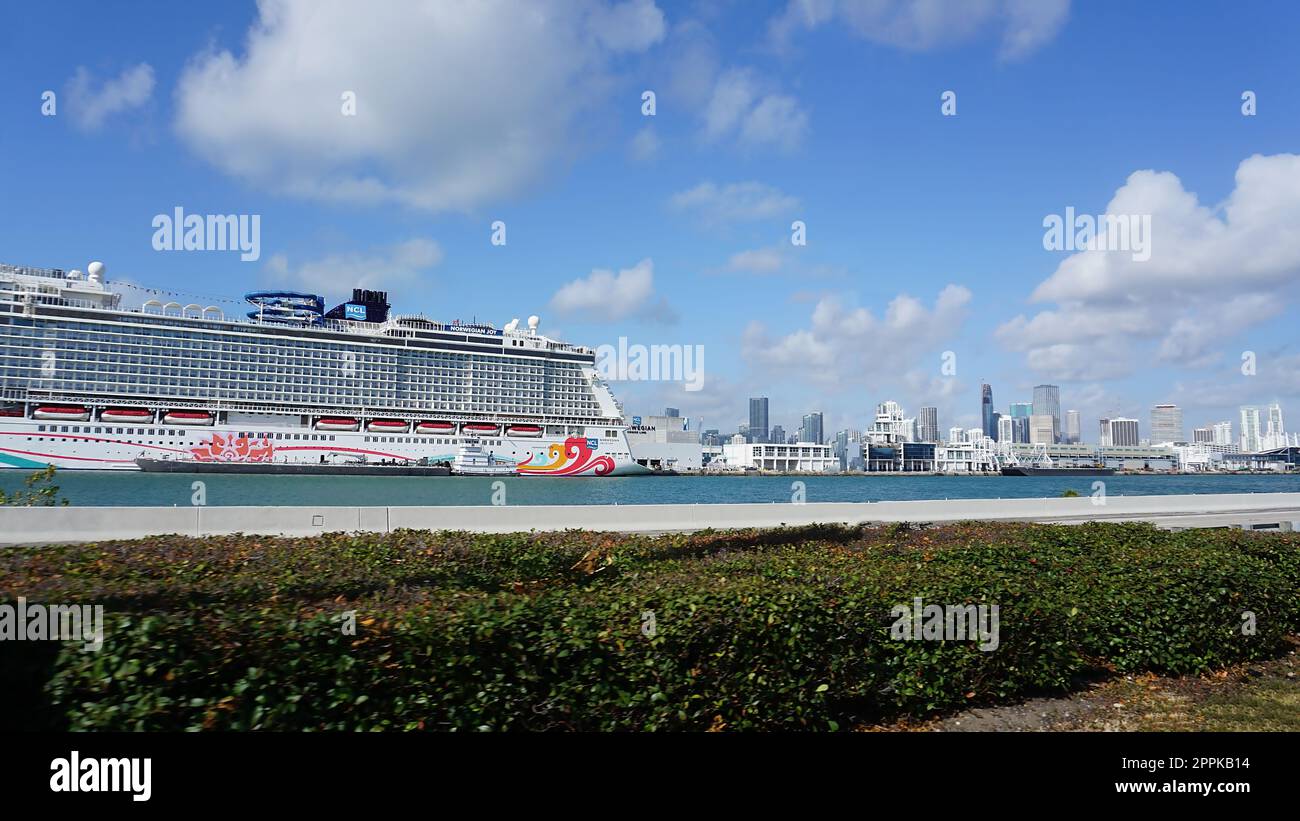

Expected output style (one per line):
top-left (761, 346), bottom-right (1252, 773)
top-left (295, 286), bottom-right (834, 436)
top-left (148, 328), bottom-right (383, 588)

top-left (0, 261), bottom-right (647, 476)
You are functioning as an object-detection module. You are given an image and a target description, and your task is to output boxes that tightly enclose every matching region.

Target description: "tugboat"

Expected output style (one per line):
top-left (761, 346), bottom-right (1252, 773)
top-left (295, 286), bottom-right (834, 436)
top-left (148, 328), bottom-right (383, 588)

top-left (451, 439), bottom-right (516, 476)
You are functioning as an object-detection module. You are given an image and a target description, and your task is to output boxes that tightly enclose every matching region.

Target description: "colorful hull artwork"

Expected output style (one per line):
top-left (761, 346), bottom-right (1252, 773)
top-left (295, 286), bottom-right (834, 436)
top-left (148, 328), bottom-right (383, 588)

top-left (517, 436), bottom-right (616, 476)
top-left (0, 423), bottom-right (646, 474)
top-left (190, 434), bottom-right (274, 462)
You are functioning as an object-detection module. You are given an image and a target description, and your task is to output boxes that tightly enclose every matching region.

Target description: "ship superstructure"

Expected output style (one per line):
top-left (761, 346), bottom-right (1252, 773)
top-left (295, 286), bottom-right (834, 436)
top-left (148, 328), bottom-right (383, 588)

top-left (0, 261), bottom-right (644, 476)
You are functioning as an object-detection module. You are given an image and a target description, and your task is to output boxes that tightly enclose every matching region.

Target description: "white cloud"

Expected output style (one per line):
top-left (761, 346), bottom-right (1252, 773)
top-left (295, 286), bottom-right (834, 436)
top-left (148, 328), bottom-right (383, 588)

top-left (65, 63), bottom-right (155, 131)
top-left (588, 0), bottom-right (667, 50)
top-left (629, 126), bottom-right (660, 161)
top-left (264, 238), bottom-right (442, 301)
top-left (549, 258), bottom-right (677, 323)
top-left (769, 0), bottom-right (1070, 60)
top-left (725, 246), bottom-right (785, 274)
top-left (998, 153), bottom-right (1300, 380)
top-left (702, 68), bottom-right (808, 150)
top-left (175, 0), bottom-right (665, 211)
top-left (670, 181), bottom-right (799, 225)
top-left (743, 285), bottom-right (972, 389)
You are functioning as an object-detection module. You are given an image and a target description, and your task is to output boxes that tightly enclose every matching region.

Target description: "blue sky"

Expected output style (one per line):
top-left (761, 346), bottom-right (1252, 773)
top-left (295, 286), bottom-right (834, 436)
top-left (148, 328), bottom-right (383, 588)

top-left (3, 0), bottom-right (1300, 441)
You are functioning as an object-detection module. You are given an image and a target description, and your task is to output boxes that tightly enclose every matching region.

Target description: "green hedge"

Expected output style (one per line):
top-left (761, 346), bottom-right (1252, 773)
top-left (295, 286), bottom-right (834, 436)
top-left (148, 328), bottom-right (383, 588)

top-left (3, 522), bottom-right (1298, 731)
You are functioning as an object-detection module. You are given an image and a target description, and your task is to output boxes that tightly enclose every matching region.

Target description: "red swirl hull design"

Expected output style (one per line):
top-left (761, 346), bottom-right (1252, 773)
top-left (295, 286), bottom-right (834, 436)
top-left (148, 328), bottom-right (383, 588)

top-left (516, 436), bottom-right (615, 476)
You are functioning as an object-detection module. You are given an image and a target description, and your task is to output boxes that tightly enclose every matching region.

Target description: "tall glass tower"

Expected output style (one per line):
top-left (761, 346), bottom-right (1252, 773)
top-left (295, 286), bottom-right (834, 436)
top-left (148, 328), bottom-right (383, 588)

top-left (748, 397), bottom-right (769, 444)
top-left (1033, 384), bottom-right (1061, 443)
top-left (981, 383), bottom-right (996, 440)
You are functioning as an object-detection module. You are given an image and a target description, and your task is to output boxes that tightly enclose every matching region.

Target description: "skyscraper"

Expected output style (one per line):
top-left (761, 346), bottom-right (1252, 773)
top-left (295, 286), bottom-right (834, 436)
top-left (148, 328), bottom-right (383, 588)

top-left (1267, 403), bottom-right (1284, 437)
top-left (770, 424), bottom-right (785, 445)
top-left (1029, 414), bottom-right (1055, 445)
top-left (800, 412), bottom-right (823, 445)
top-left (1240, 406), bottom-right (1262, 452)
top-left (1032, 385), bottom-right (1061, 443)
top-left (1109, 418), bottom-right (1140, 446)
top-left (748, 397), bottom-right (769, 444)
top-left (1065, 410), bottom-right (1080, 444)
top-left (664, 407), bottom-right (680, 418)
top-left (997, 415), bottom-right (1014, 442)
top-left (1193, 427), bottom-right (1213, 443)
top-left (981, 383), bottom-right (996, 440)
top-left (918, 406), bottom-right (939, 443)
top-left (1150, 403), bottom-right (1183, 444)
top-left (1008, 404), bottom-right (1032, 443)
top-left (1213, 421), bottom-right (1233, 446)
top-left (1011, 417), bottom-right (1029, 443)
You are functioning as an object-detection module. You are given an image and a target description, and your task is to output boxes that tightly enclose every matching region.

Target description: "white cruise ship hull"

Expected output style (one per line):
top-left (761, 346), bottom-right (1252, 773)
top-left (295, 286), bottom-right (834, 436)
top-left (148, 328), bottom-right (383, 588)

top-left (0, 416), bottom-right (649, 476)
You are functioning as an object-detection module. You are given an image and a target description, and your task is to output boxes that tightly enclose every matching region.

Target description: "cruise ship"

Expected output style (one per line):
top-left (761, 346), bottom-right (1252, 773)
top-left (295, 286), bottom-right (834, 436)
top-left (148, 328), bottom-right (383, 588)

top-left (0, 261), bottom-right (647, 476)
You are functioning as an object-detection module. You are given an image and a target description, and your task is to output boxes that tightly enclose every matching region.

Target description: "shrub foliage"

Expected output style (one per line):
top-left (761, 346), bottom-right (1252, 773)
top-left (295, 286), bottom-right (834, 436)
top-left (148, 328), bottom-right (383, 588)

top-left (2, 521), bottom-right (1297, 731)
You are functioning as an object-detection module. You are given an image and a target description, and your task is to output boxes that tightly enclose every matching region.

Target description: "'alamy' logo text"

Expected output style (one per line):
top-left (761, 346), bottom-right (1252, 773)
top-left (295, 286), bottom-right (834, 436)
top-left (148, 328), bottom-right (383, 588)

top-left (151, 207), bottom-right (260, 262)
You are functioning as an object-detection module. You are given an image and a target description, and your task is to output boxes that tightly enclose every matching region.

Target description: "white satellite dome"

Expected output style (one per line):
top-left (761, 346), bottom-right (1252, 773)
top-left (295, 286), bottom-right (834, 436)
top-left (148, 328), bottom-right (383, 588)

top-left (87, 261), bottom-right (105, 283)
top-left (527, 315), bottom-right (540, 330)
top-left (67, 269), bottom-right (83, 280)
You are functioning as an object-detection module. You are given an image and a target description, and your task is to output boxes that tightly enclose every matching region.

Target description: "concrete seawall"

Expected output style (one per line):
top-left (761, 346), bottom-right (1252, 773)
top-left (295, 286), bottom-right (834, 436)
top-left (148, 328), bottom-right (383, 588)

top-left (2, 492), bottom-right (1300, 545)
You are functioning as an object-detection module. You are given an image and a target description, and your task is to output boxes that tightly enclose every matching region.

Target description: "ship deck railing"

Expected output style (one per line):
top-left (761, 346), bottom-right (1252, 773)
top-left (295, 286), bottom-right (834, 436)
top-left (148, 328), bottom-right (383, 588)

top-left (0, 388), bottom-right (622, 427)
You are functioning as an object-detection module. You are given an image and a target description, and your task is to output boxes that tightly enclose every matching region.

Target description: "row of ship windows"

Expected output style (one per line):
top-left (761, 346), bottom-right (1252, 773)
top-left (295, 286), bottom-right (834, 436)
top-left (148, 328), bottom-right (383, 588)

top-left (6, 376), bottom-right (593, 397)
top-left (38, 425), bottom-right (186, 436)
top-left (1, 360), bottom-right (589, 384)
top-left (20, 397), bottom-right (598, 416)
top-left (2, 328), bottom-right (585, 368)
top-left (3, 367), bottom-right (594, 390)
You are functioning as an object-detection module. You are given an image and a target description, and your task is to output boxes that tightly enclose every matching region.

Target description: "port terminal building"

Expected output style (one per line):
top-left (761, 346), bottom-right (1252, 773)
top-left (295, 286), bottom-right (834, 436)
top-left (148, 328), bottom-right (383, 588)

top-left (624, 414), bottom-right (703, 472)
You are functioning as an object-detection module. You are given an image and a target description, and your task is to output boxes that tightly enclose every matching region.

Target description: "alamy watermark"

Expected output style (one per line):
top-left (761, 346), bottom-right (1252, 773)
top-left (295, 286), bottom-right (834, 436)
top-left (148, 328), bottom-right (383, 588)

top-left (50, 751), bottom-right (151, 801)
top-left (151, 206), bottom-right (261, 261)
top-left (0, 597), bottom-right (103, 652)
top-left (1043, 206), bottom-right (1151, 262)
top-left (595, 336), bottom-right (704, 392)
top-left (890, 597), bottom-right (1000, 652)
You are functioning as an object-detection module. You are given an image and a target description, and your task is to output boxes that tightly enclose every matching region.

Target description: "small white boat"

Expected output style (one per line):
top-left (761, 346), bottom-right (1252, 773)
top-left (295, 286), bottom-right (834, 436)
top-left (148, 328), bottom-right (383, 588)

top-left (315, 417), bottom-right (361, 431)
top-left (33, 405), bottom-right (91, 421)
top-left (452, 440), bottom-right (516, 476)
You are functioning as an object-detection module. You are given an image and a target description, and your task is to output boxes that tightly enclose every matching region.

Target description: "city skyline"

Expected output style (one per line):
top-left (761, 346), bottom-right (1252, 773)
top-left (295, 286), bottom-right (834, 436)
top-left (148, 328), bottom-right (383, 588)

top-left (679, 388), bottom-right (1295, 451)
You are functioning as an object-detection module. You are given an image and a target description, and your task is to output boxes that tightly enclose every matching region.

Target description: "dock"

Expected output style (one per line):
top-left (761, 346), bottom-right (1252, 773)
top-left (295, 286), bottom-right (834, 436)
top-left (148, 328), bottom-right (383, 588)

top-left (2, 492), bottom-right (1299, 545)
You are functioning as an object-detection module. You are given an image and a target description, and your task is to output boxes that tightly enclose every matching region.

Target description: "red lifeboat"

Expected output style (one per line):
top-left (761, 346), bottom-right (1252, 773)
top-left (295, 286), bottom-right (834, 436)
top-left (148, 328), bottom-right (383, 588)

top-left (462, 423), bottom-right (501, 436)
top-left (100, 407), bottom-right (153, 423)
top-left (33, 405), bottom-right (91, 421)
top-left (163, 410), bottom-right (215, 426)
top-left (506, 424), bottom-right (543, 438)
top-left (315, 417), bottom-right (360, 432)
top-left (415, 421), bottom-right (457, 435)
top-left (367, 419), bottom-right (410, 433)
